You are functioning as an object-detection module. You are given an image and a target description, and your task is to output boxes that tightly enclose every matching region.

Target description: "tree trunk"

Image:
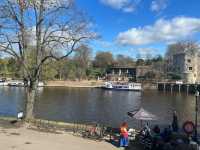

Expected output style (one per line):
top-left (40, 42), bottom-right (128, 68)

top-left (25, 80), bottom-right (38, 120)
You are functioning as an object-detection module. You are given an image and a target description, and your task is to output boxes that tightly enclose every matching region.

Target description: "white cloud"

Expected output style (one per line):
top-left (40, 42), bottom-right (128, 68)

top-left (117, 17), bottom-right (200, 45)
top-left (95, 40), bottom-right (114, 49)
top-left (123, 5), bottom-right (135, 12)
top-left (151, 0), bottom-right (168, 12)
top-left (100, 0), bottom-right (138, 13)
top-left (138, 47), bottom-right (156, 55)
top-left (137, 47), bottom-right (157, 58)
top-left (100, 0), bottom-right (129, 9)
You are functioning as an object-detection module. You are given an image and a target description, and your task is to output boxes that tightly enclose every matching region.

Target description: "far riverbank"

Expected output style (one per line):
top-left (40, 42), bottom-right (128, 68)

top-left (45, 80), bottom-right (157, 90)
top-left (45, 80), bottom-right (104, 88)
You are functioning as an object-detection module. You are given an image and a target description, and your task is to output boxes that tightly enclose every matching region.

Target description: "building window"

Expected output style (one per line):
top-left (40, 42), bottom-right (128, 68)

top-left (188, 59), bottom-right (191, 63)
top-left (189, 67), bottom-right (193, 71)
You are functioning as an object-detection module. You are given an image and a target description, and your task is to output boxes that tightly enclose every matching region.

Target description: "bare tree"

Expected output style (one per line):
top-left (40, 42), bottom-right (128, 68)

top-left (165, 40), bottom-right (199, 59)
top-left (0, 0), bottom-right (95, 120)
top-left (165, 40), bottom-right (199, 73)
top-left (74, 44), bottom-right (92, 80)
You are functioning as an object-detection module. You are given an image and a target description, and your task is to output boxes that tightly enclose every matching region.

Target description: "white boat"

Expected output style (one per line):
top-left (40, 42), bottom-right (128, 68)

top-left (0, 80), bottom-right (8, 86)
top-left (102, 82), bottom-right (142, 91)
top-left (7, 80), bottom-right (44, 87)
top-left (7, 80), bottom-right (24, 86)
top-left (38, 82), bottom-right (44, 87)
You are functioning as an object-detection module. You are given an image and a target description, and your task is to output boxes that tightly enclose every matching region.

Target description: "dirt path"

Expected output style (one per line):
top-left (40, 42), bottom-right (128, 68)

top-left (0, 126), bottom-right (119, 150)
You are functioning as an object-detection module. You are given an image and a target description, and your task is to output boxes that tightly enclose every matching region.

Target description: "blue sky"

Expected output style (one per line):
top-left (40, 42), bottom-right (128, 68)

top-left (76, 0), bottom-right (200, 58)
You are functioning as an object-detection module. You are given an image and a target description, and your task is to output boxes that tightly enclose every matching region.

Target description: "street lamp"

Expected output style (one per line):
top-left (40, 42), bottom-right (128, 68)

top-left (195, 90), bottom-right (199, 142)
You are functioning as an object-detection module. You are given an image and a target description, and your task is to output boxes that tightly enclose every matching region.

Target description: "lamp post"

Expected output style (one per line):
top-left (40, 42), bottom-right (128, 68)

top-left (195, 90), bottom-right (199, 142)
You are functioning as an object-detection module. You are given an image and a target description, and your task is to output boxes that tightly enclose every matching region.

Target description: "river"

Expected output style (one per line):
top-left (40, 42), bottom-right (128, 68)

top-left (0, 86), bottom-right (199, 128)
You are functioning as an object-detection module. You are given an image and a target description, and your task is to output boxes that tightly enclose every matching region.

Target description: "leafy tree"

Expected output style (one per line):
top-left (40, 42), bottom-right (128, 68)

top-left (153, 55), bottom-right (163, 62)
top-left (93, 52), bottom-right (114, 69)
top-left (0, 57), bottom-right (21, 78)
top-left (86, 67), bottom-right (102, 79)
top-left (136, 58), bottom-right (145, 66)
top-left (7, 57), bottom-right (21, 78)
top-left (93, 52), bottom-right (114, 76)
top-left (42, 60), bottom-right (58, 80)
top-left (167, 73), bottom-right (182, 80)
top-left (0, 58), bottom-right (8, 77)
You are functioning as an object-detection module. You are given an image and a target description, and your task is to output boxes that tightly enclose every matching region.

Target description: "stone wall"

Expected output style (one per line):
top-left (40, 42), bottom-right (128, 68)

top-left (173, 53), bottom-right (200, 83)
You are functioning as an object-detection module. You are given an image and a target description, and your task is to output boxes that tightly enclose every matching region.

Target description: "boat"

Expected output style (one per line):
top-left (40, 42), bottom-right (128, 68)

top-left (102, 82), bottom-right (142, 91)
top-left (7, 80), bottom-right (44, 87)
top-left (0, 79), bottom-right (8, 86)
top-left (7, 80), bottom-right (24, 86)
top-left (38, 82), bottom-right (44, 87)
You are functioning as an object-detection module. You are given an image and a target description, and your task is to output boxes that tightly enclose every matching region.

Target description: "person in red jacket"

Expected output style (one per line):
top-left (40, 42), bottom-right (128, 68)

top-left (120, 122), bottom-right (129, 147)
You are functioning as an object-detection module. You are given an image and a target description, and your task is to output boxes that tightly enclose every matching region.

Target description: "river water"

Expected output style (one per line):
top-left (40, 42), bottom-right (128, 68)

top-left (0, 87), bottom-right (199, 128)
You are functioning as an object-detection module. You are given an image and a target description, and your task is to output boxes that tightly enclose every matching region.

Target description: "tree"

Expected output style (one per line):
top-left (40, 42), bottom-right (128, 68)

top-left (165, 41), bottom-right (199, 59)
top-left (136, 58), bottom-right (145, 66)
top-left (53, 58), bottom-right (68, 80)
top-left (144, 71), bottom-right (156, 79)
top-left (115, 54), bottom-right (135, 67)
top-left (152, 55), bottom-right (163, 62)
top-left (167, 73), bottom-right (182, 80)
top-left (7, 57), bottom-right (21, 78)
top-left (74, 44), bottom-right (92, 80)
top-left (0, 58), bottom-right (8, 77)
top-left (41, 60), bottom-right (58, 80)
top-left (0, 0), bottom-right (95, 120)
top-left (0, 57), bottom-right (21, 78)
top-left (93, 52), bottom-right (114, 68)
top-left (93, 52), bottom-right (114, 76)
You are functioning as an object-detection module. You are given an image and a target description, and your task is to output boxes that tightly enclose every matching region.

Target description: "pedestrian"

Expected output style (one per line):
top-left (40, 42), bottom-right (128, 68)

top-left (172, 111), bottom-right (179, 132)
top-left (119, 122), bottom-right (129, 147)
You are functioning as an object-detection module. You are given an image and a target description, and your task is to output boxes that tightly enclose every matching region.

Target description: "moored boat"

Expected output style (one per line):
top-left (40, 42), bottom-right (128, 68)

top-left (7, 80), bottom-right (24, 86)
top-left (38, 82), bottom-right (44, 87)
top-left (0, 79), bottom-right (8, 86)
top-left (6, 80), bottom-right (44, 87)
top-left (102, 82), bottom-right (142, 91)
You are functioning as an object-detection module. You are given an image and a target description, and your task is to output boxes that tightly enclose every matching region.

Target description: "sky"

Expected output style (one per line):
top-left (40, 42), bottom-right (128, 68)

top-left (75, 0), bottom-right (200, 58)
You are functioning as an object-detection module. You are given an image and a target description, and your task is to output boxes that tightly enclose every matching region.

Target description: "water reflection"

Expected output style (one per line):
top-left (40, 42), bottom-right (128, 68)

top-left (0, 87), bottom-right (25, 117)
top-left (0, 87), bottom-right (199, 127)
top-left (34, 88), bottom-right (141, 127)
